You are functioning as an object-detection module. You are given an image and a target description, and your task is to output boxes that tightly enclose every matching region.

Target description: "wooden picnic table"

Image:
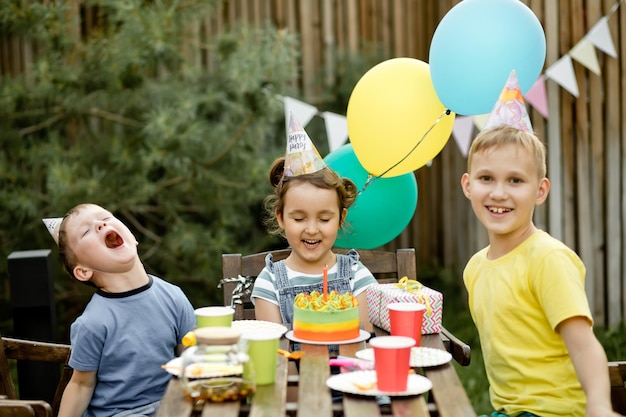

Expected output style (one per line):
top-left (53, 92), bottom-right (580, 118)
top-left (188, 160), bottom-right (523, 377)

top-left (156, 330), bottom-right (477, 417)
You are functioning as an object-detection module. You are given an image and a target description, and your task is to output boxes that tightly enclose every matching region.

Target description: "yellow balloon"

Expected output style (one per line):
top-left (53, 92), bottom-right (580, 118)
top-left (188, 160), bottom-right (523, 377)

top-left (347, 58), bottom-right (455, 177)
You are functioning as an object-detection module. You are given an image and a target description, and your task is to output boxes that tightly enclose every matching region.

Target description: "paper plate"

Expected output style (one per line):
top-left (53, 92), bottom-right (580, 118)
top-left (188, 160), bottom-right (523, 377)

top-left (162, 357), bottom-right (242, 378)
top-left (326, 370), bottom-right (432, 397)
top-left (232, 320), bottom-right (288, 336)
top-left (355, 346), bottom-right (452, 368)
top-left (285, 329), bottom-right (369, 345)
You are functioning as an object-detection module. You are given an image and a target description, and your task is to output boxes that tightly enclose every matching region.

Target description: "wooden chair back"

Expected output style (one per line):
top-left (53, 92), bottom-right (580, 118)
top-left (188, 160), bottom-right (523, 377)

top-left (0, 335), bottom-right (72, 417)
top-left (610, 360), bottom-right (626, 413)
top-left (0, 399), bottom-right (52, 417)
top-left (221, 247), bottom-right (471, 366)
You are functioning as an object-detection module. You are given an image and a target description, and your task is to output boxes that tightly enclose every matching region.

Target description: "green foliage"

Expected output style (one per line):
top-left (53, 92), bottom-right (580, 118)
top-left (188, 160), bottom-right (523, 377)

top-left (0, 0), bottom-right (298, 338)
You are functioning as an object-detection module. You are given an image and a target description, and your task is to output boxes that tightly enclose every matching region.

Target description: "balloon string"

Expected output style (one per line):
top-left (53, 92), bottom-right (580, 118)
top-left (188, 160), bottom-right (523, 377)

top-left (357, 109), bottom-right (452, 195)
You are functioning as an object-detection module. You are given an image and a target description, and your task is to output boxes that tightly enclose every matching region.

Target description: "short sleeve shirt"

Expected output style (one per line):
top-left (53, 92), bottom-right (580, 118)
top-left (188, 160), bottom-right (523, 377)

top-left (463, 231), bottom-right (592, 417)
top-left (69, 275), bottom-right (196, 417)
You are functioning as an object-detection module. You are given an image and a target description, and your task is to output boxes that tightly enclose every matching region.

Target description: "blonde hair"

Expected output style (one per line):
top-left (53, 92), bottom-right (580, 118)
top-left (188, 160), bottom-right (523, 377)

top-left (468, 125), bottom-right (547, 179)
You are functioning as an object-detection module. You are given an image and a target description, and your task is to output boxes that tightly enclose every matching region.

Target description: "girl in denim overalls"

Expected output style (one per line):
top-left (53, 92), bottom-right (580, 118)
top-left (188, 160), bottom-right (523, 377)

top-left (251, 138), bottom-right (377, 338)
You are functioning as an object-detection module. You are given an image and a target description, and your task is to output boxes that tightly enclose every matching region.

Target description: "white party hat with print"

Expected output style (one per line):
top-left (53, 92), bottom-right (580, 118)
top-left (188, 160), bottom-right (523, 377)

top-left (42, 217), bottom-right (63, 244)
top-left (483, 70), bottom-right (533, 132)
top-left (284, 112), bottom-right (326, 177)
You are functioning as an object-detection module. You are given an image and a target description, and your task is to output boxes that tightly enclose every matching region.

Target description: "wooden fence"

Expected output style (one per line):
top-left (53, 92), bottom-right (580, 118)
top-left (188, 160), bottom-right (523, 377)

top-left (2, 0), bottom-right (625, 329)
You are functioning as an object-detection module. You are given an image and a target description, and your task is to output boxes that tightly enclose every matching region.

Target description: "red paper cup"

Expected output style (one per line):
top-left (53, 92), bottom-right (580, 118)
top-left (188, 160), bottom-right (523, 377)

top-left (369, 335), bottom-right (415, 392)
top-left (388, 302), bottom-right (426, 346)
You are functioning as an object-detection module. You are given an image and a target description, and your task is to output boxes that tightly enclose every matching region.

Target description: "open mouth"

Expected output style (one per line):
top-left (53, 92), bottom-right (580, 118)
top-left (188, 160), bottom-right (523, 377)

top-left (105, 231), bottom-right (124, 249)
top-left (303, 239), bottom-right (320, 248)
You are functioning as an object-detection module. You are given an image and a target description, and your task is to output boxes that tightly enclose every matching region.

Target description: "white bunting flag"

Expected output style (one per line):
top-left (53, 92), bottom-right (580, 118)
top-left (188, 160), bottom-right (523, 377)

top-left (587, 16), bottom-right (617, 58)
top-left (545, 55), bottom-right (579, 97)
top-left (283, 96), bottom-right (318, 133)
top-left (322, 112), bottom-right (349, 152)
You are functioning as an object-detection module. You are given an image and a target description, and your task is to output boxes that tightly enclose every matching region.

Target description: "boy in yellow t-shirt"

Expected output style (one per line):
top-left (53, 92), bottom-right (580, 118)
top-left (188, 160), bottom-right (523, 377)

top-left (461, 125), bottom-right (621, 417)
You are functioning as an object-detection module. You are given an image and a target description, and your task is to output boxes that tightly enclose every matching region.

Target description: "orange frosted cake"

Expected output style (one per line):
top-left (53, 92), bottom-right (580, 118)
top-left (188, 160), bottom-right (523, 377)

top-left (293, 290), bottom-right (360, 342)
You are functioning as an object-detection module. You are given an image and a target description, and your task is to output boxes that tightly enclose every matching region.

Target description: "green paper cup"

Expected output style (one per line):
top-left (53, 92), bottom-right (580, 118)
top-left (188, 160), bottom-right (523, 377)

top-left (241, 329), bottom-right (282, 385)
top-left (194, 306), bottom-right (235, 328)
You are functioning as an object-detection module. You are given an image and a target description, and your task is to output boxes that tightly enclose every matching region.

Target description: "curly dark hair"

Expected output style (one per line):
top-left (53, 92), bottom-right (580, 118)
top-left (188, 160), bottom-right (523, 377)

top-left (263, 157), bottom-right (357, 236)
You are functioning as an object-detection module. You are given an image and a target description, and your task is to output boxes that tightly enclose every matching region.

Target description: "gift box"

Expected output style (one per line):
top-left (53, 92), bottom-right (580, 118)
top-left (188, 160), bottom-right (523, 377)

top-left (366, 279), bottom-right (443, 334)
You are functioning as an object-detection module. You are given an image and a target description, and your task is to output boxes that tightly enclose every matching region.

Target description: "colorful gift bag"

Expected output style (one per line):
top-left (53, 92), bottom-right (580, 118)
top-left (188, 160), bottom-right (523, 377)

top-left (366, 278), bottom-right (443, 334)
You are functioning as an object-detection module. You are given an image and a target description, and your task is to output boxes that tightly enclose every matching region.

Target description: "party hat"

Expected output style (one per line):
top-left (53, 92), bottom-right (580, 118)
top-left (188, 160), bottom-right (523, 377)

top-left (284, 112), bottom-right (326, 177)
top-left (42, 217), bottom-right (63, 244)
top-left (483, 70), bottom-right (533, 132)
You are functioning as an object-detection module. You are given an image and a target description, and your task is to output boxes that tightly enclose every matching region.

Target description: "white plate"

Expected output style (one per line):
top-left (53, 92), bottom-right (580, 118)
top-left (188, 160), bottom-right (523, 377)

top-left (326, 370), bottom-right (432, 397)
top-left (355, 347), bottom-right (452, 368)
top-left (285, 329), bottom-right (370, 345)
top-left (232, 320), bottom-right (288, 336)
top-left (162, 357), bottom-right (242, 378)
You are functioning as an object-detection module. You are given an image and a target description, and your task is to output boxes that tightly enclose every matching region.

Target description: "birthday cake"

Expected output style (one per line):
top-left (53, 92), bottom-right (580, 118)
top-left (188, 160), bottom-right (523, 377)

top-left (292, 290), bottom-right (360, 342)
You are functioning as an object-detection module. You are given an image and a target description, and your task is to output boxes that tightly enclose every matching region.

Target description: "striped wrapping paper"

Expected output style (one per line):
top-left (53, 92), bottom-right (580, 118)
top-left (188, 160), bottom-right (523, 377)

top-left (366, 283), bottom-right (443, 334)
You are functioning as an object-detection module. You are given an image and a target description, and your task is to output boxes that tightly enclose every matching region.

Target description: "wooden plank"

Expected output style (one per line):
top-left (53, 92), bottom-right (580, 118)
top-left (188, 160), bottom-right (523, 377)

top-left (541, 0), bottom-right (563, 245)
top-left (0, 402), bottom-right (35, 417)
top-left (155, 379), bottom-right (193, 417)
top-left (345, 0), bottom-right (359, 52)
top-left (380, 0), bottom-right (390, 53)
top-left (558, 0), bottom-right (576, 250)
top-left (421, 335), bottom-right (476, 417)
top-left (586, 0), bottom-right (606, 327)
top-left (405, 0), bottom-right (416, 58)
top-left (391, 397), bottom-right (430, 417)
top-left (602, 0), bottom-right (621, 331)
top-left (342, 396), bottom-right (381, 417)
top-left (248, 354), bottom-right (288, 417)
top-left (321, 0), bottom-right (334, 88)
top-left (298, 0), bottom-right (315, 99)
top-left (391, 0), bottom-right (405, 56)
top-left (609, 0), bottom-right (626, 322)
top-left (297, 344), bottom-right (332, 417)
top-left (200, 400), bottom-right (239, 417)
top-left (571, 0), bottom-right (598, 317)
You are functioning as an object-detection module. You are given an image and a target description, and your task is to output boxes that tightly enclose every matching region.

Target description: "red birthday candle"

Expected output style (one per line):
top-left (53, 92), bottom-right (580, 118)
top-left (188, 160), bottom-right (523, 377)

top-left (323, 265), bottom-right (328, 302)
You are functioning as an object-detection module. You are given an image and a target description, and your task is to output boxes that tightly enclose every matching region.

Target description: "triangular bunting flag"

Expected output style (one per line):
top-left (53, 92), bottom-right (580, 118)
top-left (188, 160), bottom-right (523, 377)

top-left (524, 76), bottom-right (549, 119)
top-left (472, 114), bottom-right (490, 131)
top-left (452, 116), bottom-right (474, 157)
top-left (570, 38), bottom-right (601, 75)
top-left (283, 96), bottom-right (318, 133)
top-left (587, 16), bottom-right (617, 58)
top-left (545, 55), bottom-right (579, 97)
top-left (322, 111), bottom-right (349, 152)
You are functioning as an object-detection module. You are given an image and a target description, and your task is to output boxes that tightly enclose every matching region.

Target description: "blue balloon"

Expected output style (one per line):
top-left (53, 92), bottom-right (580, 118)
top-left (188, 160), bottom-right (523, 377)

top-left (324, 144), bottom-right (418, 249)
top-left (429, 0), bottom-right (546, 115)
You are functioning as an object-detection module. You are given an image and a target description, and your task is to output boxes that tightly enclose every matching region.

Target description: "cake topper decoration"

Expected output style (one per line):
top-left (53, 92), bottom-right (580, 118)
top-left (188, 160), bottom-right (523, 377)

top-left (483, 69), bottom-right (533, 132)
top-left (43, 217), bottom-right (63, 244)
top-left (284, 112), bottom-right (326, 177)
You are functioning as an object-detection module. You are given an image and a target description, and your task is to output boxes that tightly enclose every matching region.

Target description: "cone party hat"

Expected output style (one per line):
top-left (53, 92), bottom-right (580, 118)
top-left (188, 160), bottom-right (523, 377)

top-left (483, 70), bottom-right (533, 132)
top-left (284, 112), bottom-right (326, 177)
top-left (43, 217), bottom-right (63, 244)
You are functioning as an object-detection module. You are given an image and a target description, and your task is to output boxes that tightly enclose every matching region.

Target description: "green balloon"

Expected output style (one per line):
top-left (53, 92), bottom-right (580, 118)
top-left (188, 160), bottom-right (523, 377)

top-left (324, 144), bottom-right (418, 249)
